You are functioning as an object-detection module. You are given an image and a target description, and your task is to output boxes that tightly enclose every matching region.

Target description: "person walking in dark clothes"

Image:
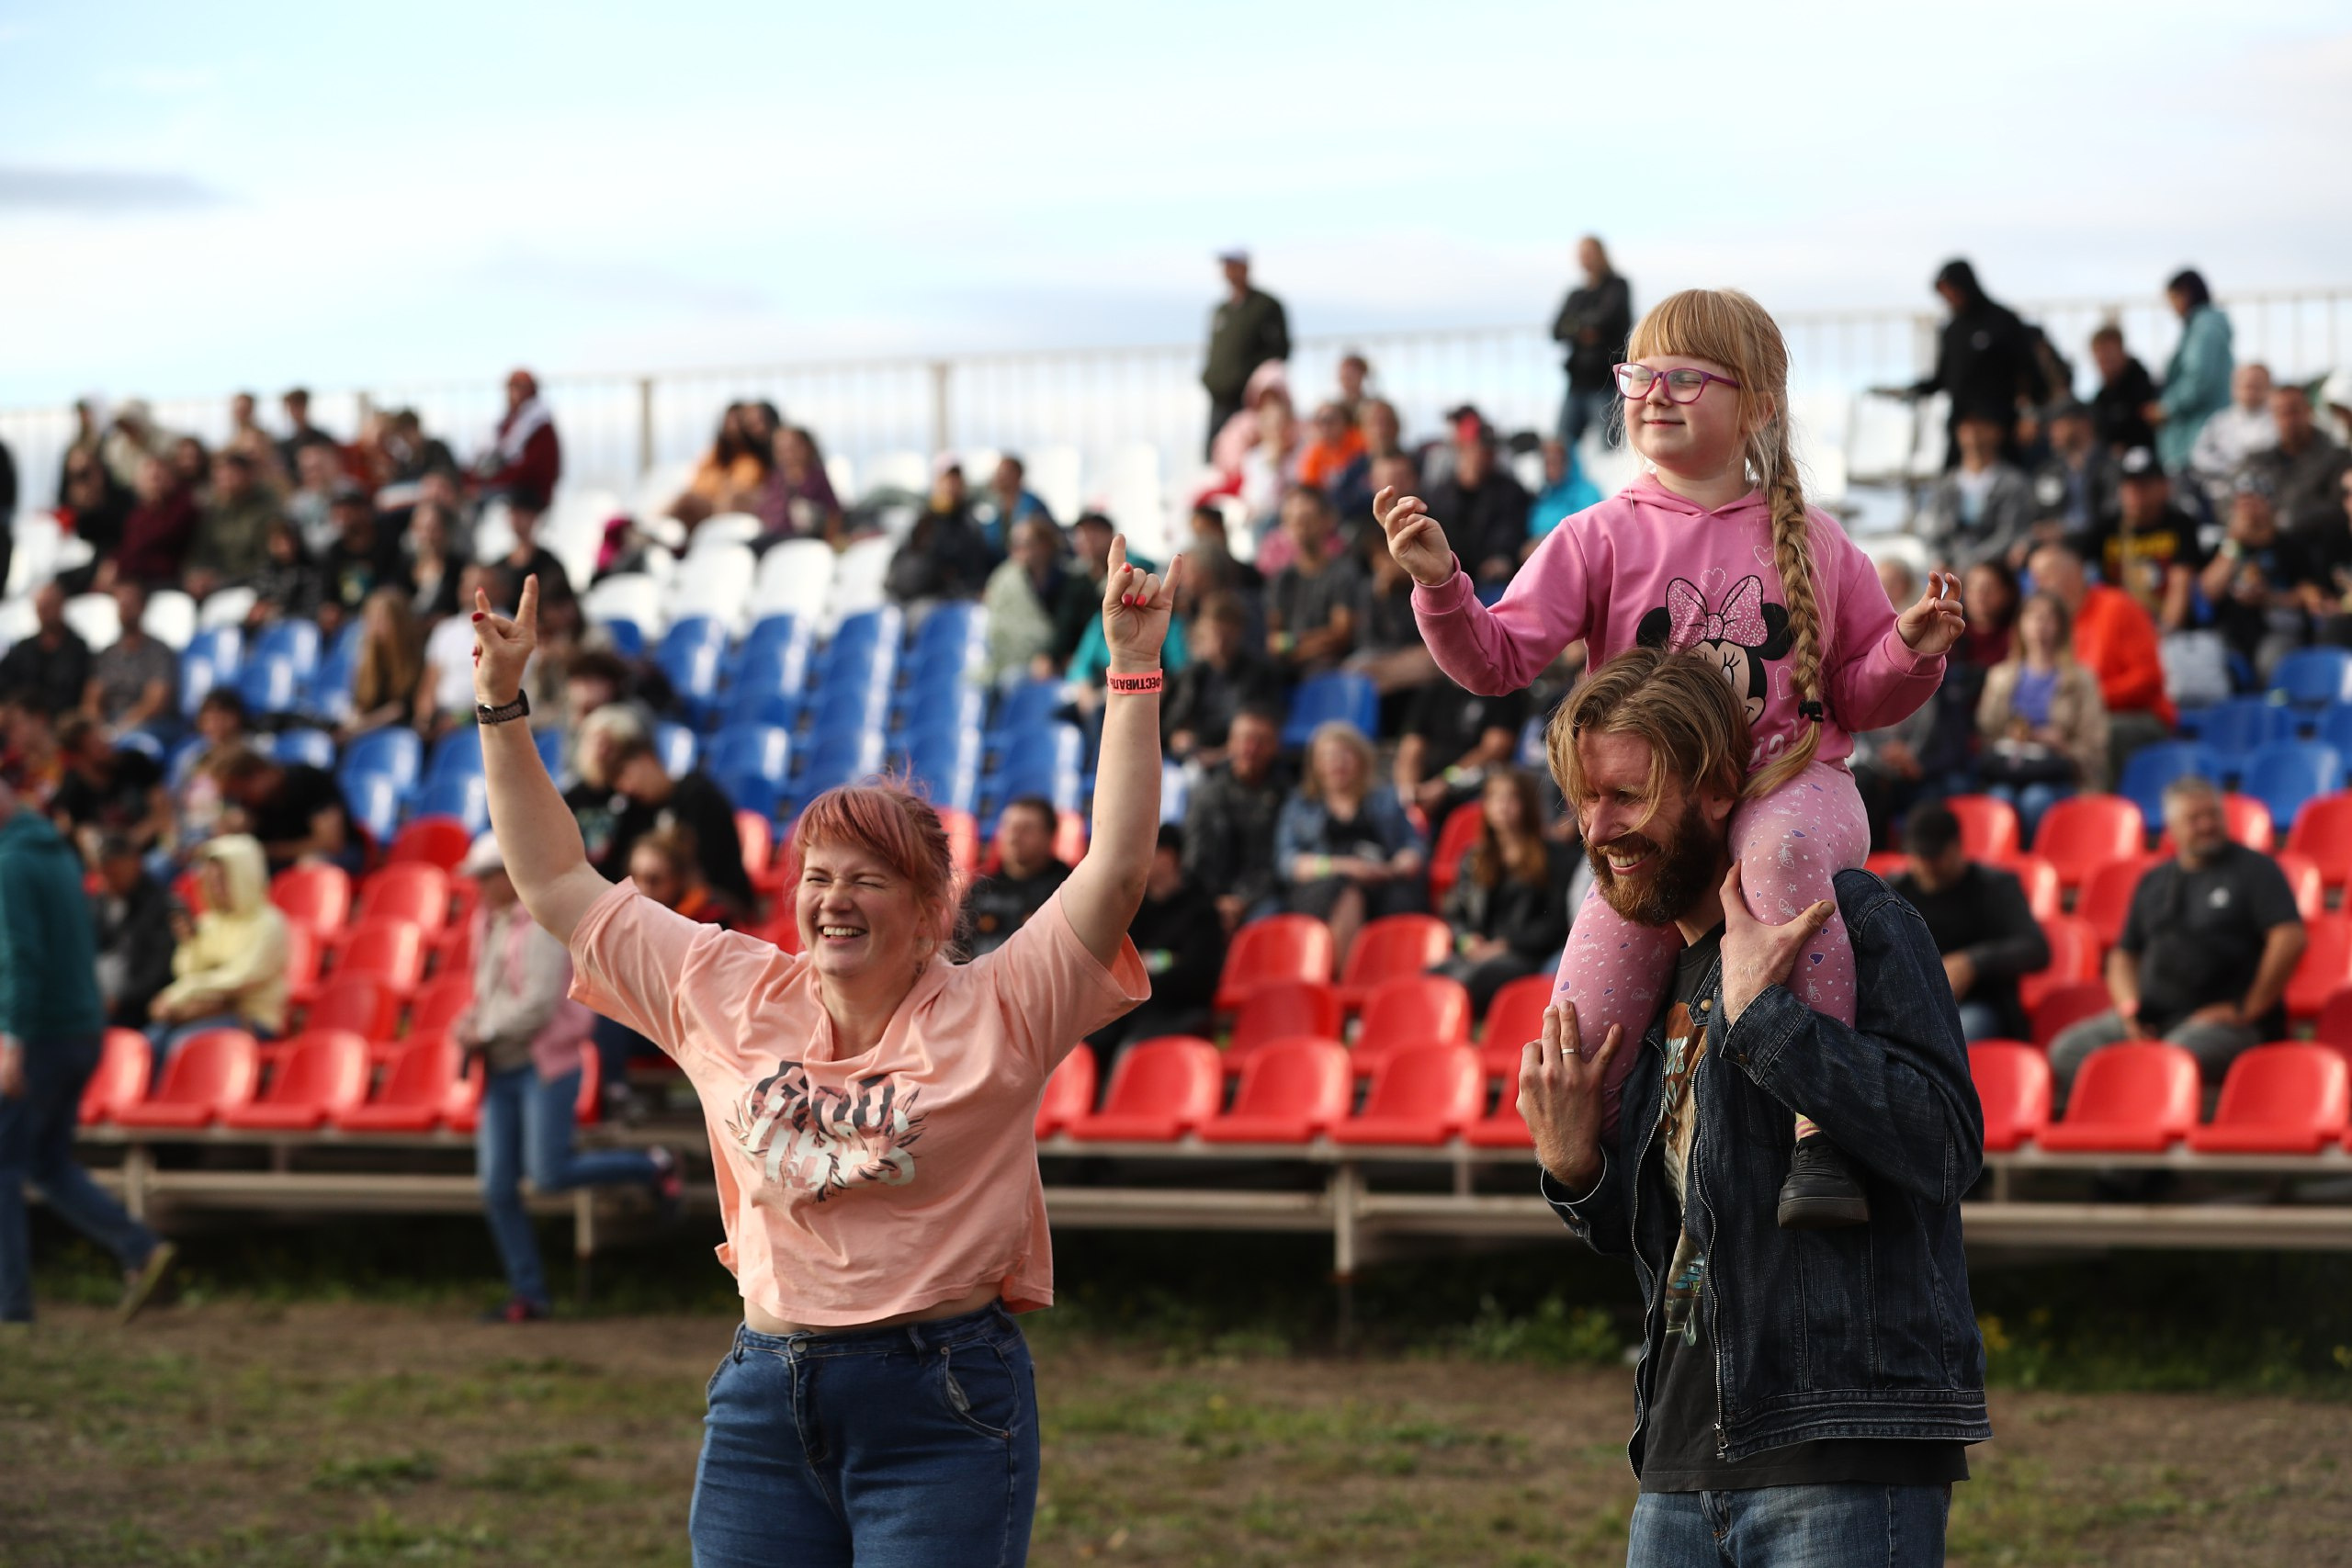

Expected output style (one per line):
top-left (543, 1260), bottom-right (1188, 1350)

top-left (1888, 259), bottom-right (2050, 468)
top-left (1202, 251), bottom-right (1290, 459)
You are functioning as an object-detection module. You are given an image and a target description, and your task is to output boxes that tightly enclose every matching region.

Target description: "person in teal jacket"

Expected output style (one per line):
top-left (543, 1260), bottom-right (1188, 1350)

top-left (2153, 268), bottom-right (2234, 475)
top-left (0, 784), bottom-right (175, 1322)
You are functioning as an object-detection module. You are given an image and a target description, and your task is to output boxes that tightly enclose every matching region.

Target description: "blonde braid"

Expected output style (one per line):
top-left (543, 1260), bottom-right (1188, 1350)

top-left (1747, 415), bottom-right (1825, 799)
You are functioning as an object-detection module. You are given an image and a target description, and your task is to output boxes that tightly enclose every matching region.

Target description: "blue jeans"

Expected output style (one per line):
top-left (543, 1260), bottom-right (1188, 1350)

top-left (1560, 383), bottom-right (1619, 448)
top-left (477, 1064), bottom-right (658, 1308)
top-left (0, 1032), bottom-right (163, 1322)
top-left (146, 1013), bottom-right (273, 1078)
top-left (691, 1304), bottom-right (1039, 1567)
top-left (1627, 1483), bottom-right (1951, 1566)
top-left (1954, 999), bottom-right (2006, 1043)
top-left (1979, 781), bottom-right (2074, 847)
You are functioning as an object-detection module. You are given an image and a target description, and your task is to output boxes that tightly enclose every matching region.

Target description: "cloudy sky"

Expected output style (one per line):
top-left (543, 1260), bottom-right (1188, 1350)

top-left (3, 0), bottom-right (2349, 410)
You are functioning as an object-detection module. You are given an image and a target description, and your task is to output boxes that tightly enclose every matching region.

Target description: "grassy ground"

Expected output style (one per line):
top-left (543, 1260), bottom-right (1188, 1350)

top-left (10, 1220), bottom-right (2352, 1565)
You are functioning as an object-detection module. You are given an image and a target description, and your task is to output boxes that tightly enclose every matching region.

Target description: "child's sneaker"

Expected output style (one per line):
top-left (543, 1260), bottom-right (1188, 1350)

top-left (1776, 1139), bottom-right (1871, 1229)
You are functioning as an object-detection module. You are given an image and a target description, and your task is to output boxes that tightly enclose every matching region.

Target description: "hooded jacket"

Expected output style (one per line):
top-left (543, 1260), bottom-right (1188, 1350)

top-left (0, 809), bottom-right (105, 1041)
top-left (153, 834), bottom-right (289, 1034)
top-left (1410, 479), bottom-right (1943, 772)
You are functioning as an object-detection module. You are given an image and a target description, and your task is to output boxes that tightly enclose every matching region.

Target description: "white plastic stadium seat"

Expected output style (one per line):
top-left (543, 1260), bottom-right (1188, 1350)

top-left (960, 449), bottom-right (1002, 489)
top-left (1846, 395), bottom-right (1917, 486)
top-left (0, 596), bottom-right (36, 649)
top-left (1028, 445), bottom-right (1083, 525)
top-left (826, 537), bottom-right (894, 628)
top-left (633, 459), bottom-right (695, 522)
top-left (583, 572), bottom-right (664, 638)
top-left (142, 589), bottom-right (198, 651)
top-left (689, 513), bottom-right (764, 555)
top-left (753, 540), bottom-right (837, 623)
top-left (665, 543), bottom-right (758, 630)
top-left (5, 514), bottom-right (61, 597)
top-left (1906, 395), bottom-right (1951, 480)
top-left (823, 453), bottom-right (856, 504)
top-left (198, 587), bottom-right (258, 630)
top-left (62, 592), bottom-right (121, 653)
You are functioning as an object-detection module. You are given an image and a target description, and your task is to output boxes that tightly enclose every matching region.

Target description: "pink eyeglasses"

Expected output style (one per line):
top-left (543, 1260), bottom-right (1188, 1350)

top-left (1614, 363), bottom-right (1743, 404)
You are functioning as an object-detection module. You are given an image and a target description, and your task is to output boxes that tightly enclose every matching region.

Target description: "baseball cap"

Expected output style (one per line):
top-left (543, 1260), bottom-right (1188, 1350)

top-left (2118, 446), bottom-right (2164, 480)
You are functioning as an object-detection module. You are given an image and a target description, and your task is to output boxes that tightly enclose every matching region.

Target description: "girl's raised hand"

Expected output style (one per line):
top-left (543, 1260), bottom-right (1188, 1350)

top-left (1896, 569), bottom-right (1966, 658)
top-left (472, 574), bottom-right (538, 706)
top-left (1372, 486), bottom-right (1458, 590)
top-left (1102, 535), bottom-right (1179, 669)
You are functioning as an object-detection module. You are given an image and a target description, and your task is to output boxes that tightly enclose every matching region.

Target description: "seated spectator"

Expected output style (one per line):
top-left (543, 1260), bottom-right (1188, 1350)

top-left (565, 704), bottom-right (652, 852)
top-left (2029, 401), bottom-right (2118, 557)
top-left (1062, 521), bottom-right (1184, 714)
top-left (2199, 469), bottom-right (2317, 681)
top-left (0, 584), bottom-right (93, 718)
top-left (1334, 351), bottom-right (1372, 422)
top-left (2188, 363), bottom-right (2278, 517)
top-left (57, 447), bottom-right (132, 578)
top-left (1888, 804), bottom-right (2051, 1043)
top-left (1849, 558), bottom-right (1951, 843)
top-left (144, 833), bottom-right (288, 1066)
top-left (627, 826), bottom-right (743, 929)
top-left (405, 499), bottom-right (464, 622)
top-left (2089, 449), bottom-right (2202, 632)
top-left (287, 441), bottom-right (345, 555)
top-left (961, 797), bottom-right (1071, 960)
top-left (173, 689), bottom-right (250, 842)
top-left (981, 518), bottom-right (1090, 688)
top-left (1276, 720), bottom-right (1426, 970)
top-left (420, 566), bottom-right (498, 738)
top-left (248, 516), bottom-right (322, 626)
top-left (91, 832), bottom-right (176, 1030)
top-left (110, 455), bottom-right (198, 590)
top-left (81, 580), bottom-right (177, 737)
top-left (472, 368), bottom-right (561, 513)
top-left (670, 402), bottom-right (769, 526)
top-left (1526, 436), bottom-right (1603, 548)
top-left (1086, 824), bottom-right (1225, 1066)
top-left (186, 450), bottom-right (280, 597)
top-left (556, 649), bottom-right (655, 781)
top-left (885, 460), bottom-right (998, 604)
top-left (1209, 360), bottom-right (1292, 477)
top-left (975, 454), bottom-right (1054, 549)
top-left (588, 736), bottom-right (754, 912)
top-left (2251, 382), bottom-right (2352, 549)
top-left (277, 386), bottom-right (338, 476)
top-left (214, 750), bottom-right (362, 875)
top-left (1947, 558), bottom-right (2019, 734)
top-left (1436, 767), bottom-right (1573, 1011)
top-left (1264, 488), bottom-right (1364, 681)
top-left (1298, 400), bottom-right (1368, 513)
top-left (317, 485), bottom-right (406, 633)
top-left (1183, 706), bottom-right (1291, 931)
top-left (1975, 591), bottom-right (2108, 841)
top-left (1349, 525), bottom-right (1441, 708)
top-left (1423, 412), bottom-right (1530, 590)
top-left (2087, 323), bottom-right (2157, 456)
top-left (754, 425), bottom-right (842, 547)
top-left (0, 698), bottom-right (64, 807)
top-left (1176, 501), bottom-right (1263, 619)
top-left (490, 495), bottom-right (574, 614)
top-left (457, 830), bottom-right (676, 1324)
top-left (1918, 412), bottom-right (2034, 570)
top-left (1163, 592), bottom-right (1282, 767)
top-left (2025, 541), bottom-right (2174, 772)
top-left (51, 717), bottom-right (171, 860)
top-left (1359, 396), bottom-right (1404, 466)
top-left (1394, 666), bottom-right (1530, 823)
top-left (340, 586), bottom-right (427, 742)
top-left (2049, 778), bottom-right (2305, 1099)
top-left (1237, 387), bottom-right (1303, 547)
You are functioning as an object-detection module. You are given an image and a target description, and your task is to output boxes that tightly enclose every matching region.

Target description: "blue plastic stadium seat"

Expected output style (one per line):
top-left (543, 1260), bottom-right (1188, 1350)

top-left (2272, 649), bottom-right (2352, 709)
top-left (535, 726), bottom-right (565, 775)
top-left (707, 724), bottom-right (793, 791)
top-left (412, 773), bottom-right (490, 834)
top-left (343, 728), bottom-right (423, 792)
top-left (983, 721), bottom-right (1084, 813)
top-left (2117, 741), bottom-right (2220, 823)
top-left (894, 685), bottom-right (988, 747)
top-left (344, 771), bottom-right (404, 845)
top-left (275, 728), bottom-right (337, 770)
top-left (235, 652), bottom-right (301, 717)
top-left (1282, 672), bottom-right (1380, 749)
top-left (2240, 741), bottom-right (2344, 829)
top-left (426, 727), bottom-right (485, 784)
top-left (2317, 704), bottom-right (2352, 759)
top-left (652, 721), bottom-right (699, 777)
top-left (2186, 696), bottom-right (2296, 764)
top-left (908, 603), bottom-right (986, 682)
top-left (253, 618), bottom-right (322, 682)
top-left (988, 679), bottom-right (1065, 742)
top-left (904, 726), bottom-right (983, 813)
top-left (656, 615), bottom-right (731, 724)
top-left (185, 626), bottom-right (243, 679)
top-left (792, 729), bottom-right (887, 804)
top-left (598, 619), bottom-right (645, 660)
top-left (713, 767), bottom-right (783, 820)
top-left (723, 633), bottom-right (813, 730)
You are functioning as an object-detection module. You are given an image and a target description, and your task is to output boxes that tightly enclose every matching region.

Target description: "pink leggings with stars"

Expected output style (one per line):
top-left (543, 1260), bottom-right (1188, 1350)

top-left (1553, 758), bottom-right (1869, 1138)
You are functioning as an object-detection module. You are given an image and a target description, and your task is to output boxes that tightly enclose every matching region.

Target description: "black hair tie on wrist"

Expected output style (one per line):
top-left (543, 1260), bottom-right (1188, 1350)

top-left (1798, 700), bottom-right (1825, 723)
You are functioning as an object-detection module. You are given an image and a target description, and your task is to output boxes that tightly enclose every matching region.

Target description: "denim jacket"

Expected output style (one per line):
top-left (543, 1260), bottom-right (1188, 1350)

top-left (1546, 870), bottom-right (1990, 1467)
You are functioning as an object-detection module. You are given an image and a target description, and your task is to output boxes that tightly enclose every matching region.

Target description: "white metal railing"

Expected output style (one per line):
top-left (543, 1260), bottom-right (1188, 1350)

top-left (6, 287), bottom-right (2346, 530)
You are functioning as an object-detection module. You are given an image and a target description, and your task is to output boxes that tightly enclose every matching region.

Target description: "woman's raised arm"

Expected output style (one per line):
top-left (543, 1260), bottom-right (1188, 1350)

top-left (1060, 538), bottom-right (1178, 966)
top-left (472, 576), bottom-right (613, 943)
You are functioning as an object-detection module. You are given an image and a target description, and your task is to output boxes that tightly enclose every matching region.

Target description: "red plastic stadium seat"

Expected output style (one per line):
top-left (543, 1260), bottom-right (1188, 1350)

top-left (1463, 1080), bottom-right (1538, 1148)
top-left (222, 1030), bottom-right (371, 1131)
top-left (1033, 1046), bottom-right (1098, 1139)
top-left (1863, 852), bottom-right (1909, 882)
top-left (1198, 1039), bottom-right (1352, 1144)
top-left (1227, 979), bottom-right (1342, 1064)
top-left (2018, 915), bottom-right (2101, 1014)
top-left (335, 919), bottom-right (428, 998)
top-left (2287, 795), bottom-right (2352, 896)
top-left (2031, 795), bottom-right (2145, 891)
top-left (1337, 914), bottom-right (1452, 1010)
top-left (1062, 1037), bottom-right (1223, 1143)
top-left (939, 808), bottom-right (981, 880)
top-left (1330, 1045), bottom-right (1486, 1146)
top-left (1426, 802), bottom-right (1487, 906)
top-left (2003, 854), bottom-right (2062, 922)
top-left (338, 1032), bottom-right (462, 1133)
top-left (2030, 981), bottom-right (2115, 1049)
top-left (2186, 1043), bottom-right (2351, 1155)
top-left (270, 863), bottom-right (352, 935)
top-left (409, 974), bottom-right (475, 1038)
top-left (2036, 1042), bottom-right (2199, 1152)
top-left (306, 975), bottom-right (401, 1042)
top-left (1945, 794), bottom-right (2021, 862)
top-left (2288, 915), bottom-right (2352, 1023)
top-left (2154, 793), bottom-right (2273, 854)
top-left (79, 1029), bottom-right (153, 1124)
top-left (386, 816), bottom-right (473, 872)
top-left (573, 1048), bottom-right (602, 1124)
top-left (113, 1029), bottom-right (261, 1129)
top-left (1215, 915), bottom-right (1334, 1011)
top-left (283, 921), bottom-right (325, 1010)
top-left (1969, 1042), bottom-right (2051, 1152)
top-left (358, 863), bottom-right (450, 933)
top-left (2314, 987), bottom-right (2352, 1067)
top-left (1352, 974), bottom-right (1473, 1074)
top-left (2077, 855), bottom-right (2161, 949)
top-left (2276, 851), bottom-right (2325, 922)
top-left (1478, 973), bottom-right (1557, 1079)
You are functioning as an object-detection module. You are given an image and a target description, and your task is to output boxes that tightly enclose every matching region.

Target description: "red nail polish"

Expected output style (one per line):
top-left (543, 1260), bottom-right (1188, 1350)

top-left (471, 612), bottom-right (484, 622)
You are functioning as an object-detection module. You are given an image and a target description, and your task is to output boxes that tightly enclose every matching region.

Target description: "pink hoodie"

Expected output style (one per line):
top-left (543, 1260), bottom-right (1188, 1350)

top-left (1410, 478), bottom-right (1941, 773)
